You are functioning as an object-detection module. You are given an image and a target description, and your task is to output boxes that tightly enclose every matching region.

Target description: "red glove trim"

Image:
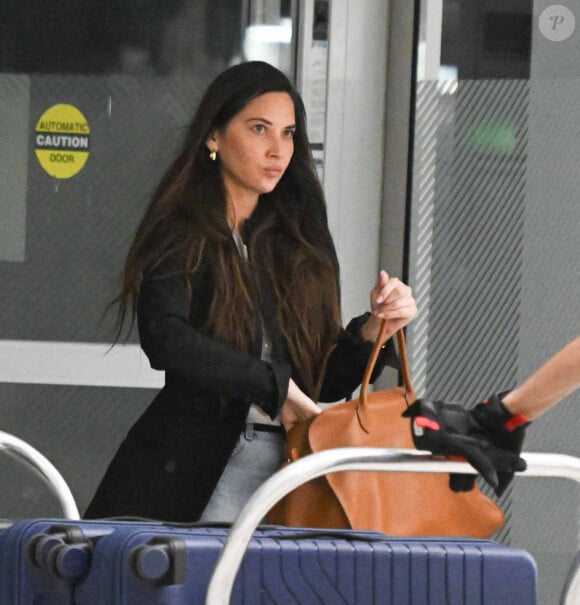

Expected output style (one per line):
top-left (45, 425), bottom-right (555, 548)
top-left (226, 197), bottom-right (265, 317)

top-left (414, 416), bottom-right (441, 431)
top-left (505, 413), bottom-right (529, 431)
top-left (447, 455), bottom-right (468, 462)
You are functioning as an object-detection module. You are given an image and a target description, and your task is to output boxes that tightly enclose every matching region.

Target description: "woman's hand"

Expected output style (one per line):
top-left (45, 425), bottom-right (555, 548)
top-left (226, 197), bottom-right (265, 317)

top-left (280, 378), bottom-right (322, 431)
top-left (360, 270), bottom-right (417, 344)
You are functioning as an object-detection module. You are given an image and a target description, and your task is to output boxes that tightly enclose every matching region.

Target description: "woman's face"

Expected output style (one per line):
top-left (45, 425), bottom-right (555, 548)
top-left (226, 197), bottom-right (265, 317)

top-left (208, 91), bottom-right (296, 206)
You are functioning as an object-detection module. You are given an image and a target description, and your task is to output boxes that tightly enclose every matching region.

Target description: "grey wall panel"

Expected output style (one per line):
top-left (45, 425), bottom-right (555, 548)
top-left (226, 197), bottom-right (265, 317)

top-left (324, 0), bottom-right (389, 325)
top-left (408, 77), bottom-right (580, 605)
top-left (0, 75), bottom-right (29, 262)
top-left (510, 76), bottom-right (580, 605)
top-left (0, 383), bottom-right (154, 518)
top-left (0, 74), bottom-right (210, 344)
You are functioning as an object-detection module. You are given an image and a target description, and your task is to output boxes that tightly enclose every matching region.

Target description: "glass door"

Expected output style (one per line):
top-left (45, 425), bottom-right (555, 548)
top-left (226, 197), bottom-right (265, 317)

top-left (406, 2), bottom-right (580, 603)
top-left (0, 0), bottom-right (297, 517)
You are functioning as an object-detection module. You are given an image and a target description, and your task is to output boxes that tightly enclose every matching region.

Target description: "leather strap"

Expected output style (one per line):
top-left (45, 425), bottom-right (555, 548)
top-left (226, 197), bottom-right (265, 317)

top-left (360, 322), bottom-right (415, 406)
top-left (315, 322), bottom-right (414, 405)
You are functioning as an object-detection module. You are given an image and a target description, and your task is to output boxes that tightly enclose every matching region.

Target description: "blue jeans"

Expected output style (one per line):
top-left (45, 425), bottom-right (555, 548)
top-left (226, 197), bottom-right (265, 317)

top-left (198, 424), bottom-right (285, 523)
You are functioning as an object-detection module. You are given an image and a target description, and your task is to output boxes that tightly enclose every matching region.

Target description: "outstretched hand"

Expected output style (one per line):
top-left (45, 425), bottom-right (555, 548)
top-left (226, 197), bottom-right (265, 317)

top-left (403, 399), bottom-right (527, 495)
top-left (469, 393), bottom-right (530, 495)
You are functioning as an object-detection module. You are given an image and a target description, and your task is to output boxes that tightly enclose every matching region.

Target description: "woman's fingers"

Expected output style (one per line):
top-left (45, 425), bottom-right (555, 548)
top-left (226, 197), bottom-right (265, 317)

top-left (280, 398), bottom-right (321, 431)
top-left (377, 299), bottom-right (417, 321)
top-left (375, 278), bottom-right (416, 321)
top-left (376, 277), bottom-right (409, 304)
top-left (295, 400), bottom-right (321, 420)
top-left (282, 379), bottom-right (321, 428)
top-left (363, 271), bottom-right (418, 343)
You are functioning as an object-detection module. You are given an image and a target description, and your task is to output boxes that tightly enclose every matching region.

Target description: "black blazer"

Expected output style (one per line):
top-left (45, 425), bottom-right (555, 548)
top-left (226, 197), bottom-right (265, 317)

top-left (85, 236), bottom-right (397, 522)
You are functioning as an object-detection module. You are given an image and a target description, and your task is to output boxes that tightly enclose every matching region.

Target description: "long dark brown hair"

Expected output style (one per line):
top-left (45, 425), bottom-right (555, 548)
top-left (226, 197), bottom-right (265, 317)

top-left (114, 61), bottom-right (342, 397)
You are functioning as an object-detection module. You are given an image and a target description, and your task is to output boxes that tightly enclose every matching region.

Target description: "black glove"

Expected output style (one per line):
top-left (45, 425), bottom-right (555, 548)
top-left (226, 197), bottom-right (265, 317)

top-left (402, 399), bottom-right (527, 494)
top-left (469, 393), bottom-right (530, 496)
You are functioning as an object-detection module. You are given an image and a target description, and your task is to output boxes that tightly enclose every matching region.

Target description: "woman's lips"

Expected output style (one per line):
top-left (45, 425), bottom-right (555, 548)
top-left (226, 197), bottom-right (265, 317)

top-left (264, 167), bottom-right (283, 177)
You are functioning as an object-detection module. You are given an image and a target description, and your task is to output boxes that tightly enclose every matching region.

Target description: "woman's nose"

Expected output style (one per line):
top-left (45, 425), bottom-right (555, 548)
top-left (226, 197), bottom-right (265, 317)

top-left (268, 135), bottom-right (283, 157)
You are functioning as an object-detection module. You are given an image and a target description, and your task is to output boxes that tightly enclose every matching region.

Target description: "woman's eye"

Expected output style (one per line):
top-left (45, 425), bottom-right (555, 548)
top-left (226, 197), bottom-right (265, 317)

top-left (252, 124), bottom-right (266, 134)
top-left (284, 129), bottom-right (296, 138)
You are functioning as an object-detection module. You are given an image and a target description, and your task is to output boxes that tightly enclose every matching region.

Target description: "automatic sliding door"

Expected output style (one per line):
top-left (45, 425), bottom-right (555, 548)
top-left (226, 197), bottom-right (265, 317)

top-left (0, 0), bottom-right (297, 517)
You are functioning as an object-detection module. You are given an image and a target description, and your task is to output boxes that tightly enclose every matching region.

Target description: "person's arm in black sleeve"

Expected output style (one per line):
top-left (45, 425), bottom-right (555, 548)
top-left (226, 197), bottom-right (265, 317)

top-left (137, 252), bottom-right (291, 420)
top-left (317, 271), bottom-right (416, 402)
top-left (318, 313), bottom-right (398, 402)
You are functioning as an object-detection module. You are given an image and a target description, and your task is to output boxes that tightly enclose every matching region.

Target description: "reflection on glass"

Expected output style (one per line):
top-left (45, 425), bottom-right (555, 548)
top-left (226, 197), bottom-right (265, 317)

top-left (410, 7), bottom-right (580, 605)
top-left (244, 19), bottom-right (292, 73)
top-left (0, 0), bottom-right (296, 344)
top-left (417, 0), bottom-right (532, 81)
top-left (0, 0), bottom-right (294, 77)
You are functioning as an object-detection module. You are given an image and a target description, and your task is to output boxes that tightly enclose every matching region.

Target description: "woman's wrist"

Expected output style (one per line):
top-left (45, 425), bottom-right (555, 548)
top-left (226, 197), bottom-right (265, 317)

top-left (360, 314), bottom-right (390, 344)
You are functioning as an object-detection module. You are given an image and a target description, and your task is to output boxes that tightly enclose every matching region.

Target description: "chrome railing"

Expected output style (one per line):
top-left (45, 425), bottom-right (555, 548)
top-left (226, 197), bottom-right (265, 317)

top-left (0, 430), bottom-right (80, 520)
top-left (205, 448), bottom-right (580, 605)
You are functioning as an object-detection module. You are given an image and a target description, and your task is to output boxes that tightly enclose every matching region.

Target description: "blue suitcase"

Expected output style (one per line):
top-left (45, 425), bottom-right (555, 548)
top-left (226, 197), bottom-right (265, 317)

top-left (71, 523), bottom-right (538, 605)
top-left (0, 518), bottom-right (162, 605)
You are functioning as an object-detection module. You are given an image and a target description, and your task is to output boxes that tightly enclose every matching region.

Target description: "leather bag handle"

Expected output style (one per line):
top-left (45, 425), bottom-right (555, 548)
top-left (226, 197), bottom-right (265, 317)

top-left (359, 321), bottom-right (415, 406)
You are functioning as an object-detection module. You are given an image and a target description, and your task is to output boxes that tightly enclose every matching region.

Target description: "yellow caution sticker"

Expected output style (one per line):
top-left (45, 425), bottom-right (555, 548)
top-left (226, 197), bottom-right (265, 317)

top-left (34, 104), bottom-right (90, 179)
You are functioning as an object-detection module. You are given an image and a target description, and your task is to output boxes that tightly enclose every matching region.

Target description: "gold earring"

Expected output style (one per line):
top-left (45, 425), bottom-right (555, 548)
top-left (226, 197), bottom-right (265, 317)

top-left (209, 150), bottom-right (217, 162)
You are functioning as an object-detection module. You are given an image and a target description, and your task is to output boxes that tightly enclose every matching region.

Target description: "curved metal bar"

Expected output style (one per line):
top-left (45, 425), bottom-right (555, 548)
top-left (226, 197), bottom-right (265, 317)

top-left (0, 430), bottom-right (80, 520)
top-left (561, 551), bottom-right (580, 605)
top-left (205, 448), bottom-right (580, 605)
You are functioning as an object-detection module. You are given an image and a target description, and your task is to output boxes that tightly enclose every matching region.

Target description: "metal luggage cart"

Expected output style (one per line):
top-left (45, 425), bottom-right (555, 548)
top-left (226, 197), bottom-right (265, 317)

top-left (205, 448), bottom-right (580, 605)
top-left (0, 430), bottom-right (80, 521)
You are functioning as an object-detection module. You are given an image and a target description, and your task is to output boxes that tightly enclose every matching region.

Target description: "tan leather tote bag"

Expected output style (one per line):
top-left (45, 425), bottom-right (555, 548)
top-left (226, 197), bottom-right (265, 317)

top-left (267, 322), bottom-right (505, 538)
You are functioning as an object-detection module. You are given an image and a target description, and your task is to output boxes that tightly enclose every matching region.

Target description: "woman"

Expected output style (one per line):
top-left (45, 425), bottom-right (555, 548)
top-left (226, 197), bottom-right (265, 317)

top-left (85, 61), bottom-right (416, 523)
